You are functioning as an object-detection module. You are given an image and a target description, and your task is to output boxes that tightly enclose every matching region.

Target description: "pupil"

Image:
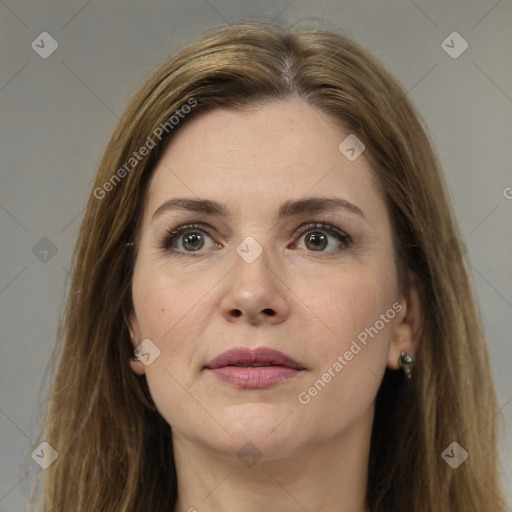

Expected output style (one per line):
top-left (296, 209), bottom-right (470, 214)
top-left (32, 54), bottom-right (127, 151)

top-left (180, 231), bottom-right (329, 252)
top-left (306, 232), bottom-right (327, 251)
top-left (183, 233), bottom-right (204, 251)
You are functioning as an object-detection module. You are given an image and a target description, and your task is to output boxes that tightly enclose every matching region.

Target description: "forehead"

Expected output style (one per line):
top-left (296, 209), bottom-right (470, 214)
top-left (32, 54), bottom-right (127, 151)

top-left (143, 99), bottom-right (385, 224)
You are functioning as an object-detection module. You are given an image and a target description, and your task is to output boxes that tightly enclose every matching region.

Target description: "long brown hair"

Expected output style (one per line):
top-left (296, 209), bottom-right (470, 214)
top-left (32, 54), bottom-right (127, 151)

top-left (28, 18), bottom-right (506, 511)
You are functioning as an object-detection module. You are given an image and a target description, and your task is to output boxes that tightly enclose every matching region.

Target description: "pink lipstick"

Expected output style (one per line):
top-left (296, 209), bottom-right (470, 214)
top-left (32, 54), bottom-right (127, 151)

top-left (205, 346), bottom-right (306, 389)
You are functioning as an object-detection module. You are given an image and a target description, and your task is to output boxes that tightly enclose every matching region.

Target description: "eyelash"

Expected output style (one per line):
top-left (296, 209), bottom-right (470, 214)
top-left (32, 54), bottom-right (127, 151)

top-left (160, 222), bottom-right (352, 255)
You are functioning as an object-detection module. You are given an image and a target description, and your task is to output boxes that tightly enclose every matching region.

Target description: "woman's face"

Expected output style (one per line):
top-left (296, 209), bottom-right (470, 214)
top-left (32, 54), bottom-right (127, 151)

top-left (129, 99), bottom-right (413, 460)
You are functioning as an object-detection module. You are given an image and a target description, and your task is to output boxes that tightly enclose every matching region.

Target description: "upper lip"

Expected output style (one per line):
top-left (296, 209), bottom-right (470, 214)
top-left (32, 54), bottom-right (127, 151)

top-left (205, 346), bottom-right (305, 370)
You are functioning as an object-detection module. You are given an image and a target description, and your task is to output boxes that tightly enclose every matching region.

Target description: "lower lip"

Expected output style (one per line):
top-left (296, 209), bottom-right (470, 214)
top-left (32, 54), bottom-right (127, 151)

top-left (207, 366), bottom-right (303, 389)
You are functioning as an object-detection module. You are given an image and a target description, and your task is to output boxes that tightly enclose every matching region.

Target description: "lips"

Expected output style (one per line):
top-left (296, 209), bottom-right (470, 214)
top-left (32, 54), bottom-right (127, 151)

top-left (205, 346), bottom-right (306, 389)
top-left (205, 346), bottom-right (305, 370)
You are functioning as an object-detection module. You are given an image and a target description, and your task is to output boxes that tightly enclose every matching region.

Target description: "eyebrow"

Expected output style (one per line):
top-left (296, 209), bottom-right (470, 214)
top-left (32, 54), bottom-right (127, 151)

top-left (151, 196), bottom-right (368, 224)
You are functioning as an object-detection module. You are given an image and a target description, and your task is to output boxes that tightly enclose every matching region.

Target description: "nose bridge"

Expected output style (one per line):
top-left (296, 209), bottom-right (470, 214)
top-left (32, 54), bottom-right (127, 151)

top-left (231, 234), bottom-right (276, 296)
top-left (220, 233), bottom-right (290, 324)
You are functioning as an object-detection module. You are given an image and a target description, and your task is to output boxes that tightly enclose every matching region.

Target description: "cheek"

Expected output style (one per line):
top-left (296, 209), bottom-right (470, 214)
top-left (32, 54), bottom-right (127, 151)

top-left (301, 260), bottom-right (397, 349)
top-left (293, 263), bottom-right (397, 414)
top-left (130, 266), bottom-right (212, 428)
top-left (131, 263), bottom-right (201, 372)
top-left (132, 256), bottom-right (211, 337)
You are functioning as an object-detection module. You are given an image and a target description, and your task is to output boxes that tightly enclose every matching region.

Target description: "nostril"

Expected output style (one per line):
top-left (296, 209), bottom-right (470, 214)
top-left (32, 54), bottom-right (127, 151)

top-left (232, 309), bottom-right (242, 317)
top-left (262, 308), bottom-right (275, 316)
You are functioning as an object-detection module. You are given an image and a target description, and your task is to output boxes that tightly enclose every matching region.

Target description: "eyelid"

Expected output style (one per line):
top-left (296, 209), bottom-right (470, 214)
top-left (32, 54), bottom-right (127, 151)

top-left (160, 223), bottom-right (216, 252)
top-left (290, 221), bottom-right (350, 240)
top-left (289, 221), bottom-right (352, 252)
top-left (160, 221), bottom-right (352, 254)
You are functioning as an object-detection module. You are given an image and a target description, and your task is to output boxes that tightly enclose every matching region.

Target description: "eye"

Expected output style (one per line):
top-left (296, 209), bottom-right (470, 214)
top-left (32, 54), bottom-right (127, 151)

top-left (160, 221), bottom-right (352, 255)
top-left (291, 222), bottom-right (352, 253)
top-left (160, 224), bottom-right (221, 254)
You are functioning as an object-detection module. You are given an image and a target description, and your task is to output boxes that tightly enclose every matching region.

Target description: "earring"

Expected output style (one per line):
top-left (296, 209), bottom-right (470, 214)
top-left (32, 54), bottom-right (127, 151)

top-left (127, 323), bottom-right (141, 362)
top-left (399, 350), bottom-right (415, 379)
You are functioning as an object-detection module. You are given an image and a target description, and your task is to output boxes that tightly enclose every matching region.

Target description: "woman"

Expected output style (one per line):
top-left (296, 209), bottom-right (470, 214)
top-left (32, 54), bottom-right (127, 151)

top-left (30, 18), bottom-right (506, 512)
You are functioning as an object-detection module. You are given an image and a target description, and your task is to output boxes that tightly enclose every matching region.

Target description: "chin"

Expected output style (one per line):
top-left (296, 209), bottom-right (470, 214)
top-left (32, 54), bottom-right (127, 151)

top-left (208, 403), bottom-right (303, 456)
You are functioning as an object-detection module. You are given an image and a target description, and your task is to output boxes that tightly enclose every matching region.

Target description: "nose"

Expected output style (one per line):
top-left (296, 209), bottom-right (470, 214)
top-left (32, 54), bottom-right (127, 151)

top-left (220, 247), bottom-right (290, 325)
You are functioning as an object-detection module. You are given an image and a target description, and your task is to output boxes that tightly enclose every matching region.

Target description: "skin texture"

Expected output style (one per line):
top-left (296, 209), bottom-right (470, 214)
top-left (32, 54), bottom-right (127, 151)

top-left (128, 99), bottom-right (421, 512)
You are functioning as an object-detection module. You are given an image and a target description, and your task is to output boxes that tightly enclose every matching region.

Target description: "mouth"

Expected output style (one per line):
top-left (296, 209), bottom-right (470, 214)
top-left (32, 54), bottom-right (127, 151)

top-left (204, 346), bottom-right (306, 389)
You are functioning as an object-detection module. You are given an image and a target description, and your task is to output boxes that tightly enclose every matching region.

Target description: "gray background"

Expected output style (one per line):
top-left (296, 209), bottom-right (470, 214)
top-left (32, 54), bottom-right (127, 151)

top-left (1, 0), bottom-right (511, 510)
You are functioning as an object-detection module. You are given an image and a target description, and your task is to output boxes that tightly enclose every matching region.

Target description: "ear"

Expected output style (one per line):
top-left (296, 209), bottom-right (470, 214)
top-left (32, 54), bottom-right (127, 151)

top-left (386, 278), bottom-right (422, 370)
top-left (128, 310), bottom-right (146, 376)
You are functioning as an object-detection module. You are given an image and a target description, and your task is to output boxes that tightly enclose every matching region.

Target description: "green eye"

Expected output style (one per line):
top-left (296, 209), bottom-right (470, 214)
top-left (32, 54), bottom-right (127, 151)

top-left (293, 223), bottom-right (352, 253)
top-left (161, 222), bottom-right (352, 256)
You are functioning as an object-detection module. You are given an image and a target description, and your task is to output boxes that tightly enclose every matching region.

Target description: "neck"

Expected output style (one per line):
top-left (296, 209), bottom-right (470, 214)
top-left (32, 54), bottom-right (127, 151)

top-left (172, 408), bottom-right (373, 512)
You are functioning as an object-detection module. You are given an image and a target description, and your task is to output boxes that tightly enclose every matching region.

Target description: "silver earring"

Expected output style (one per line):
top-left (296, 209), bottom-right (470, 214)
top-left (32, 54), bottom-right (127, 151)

top-left (399, 350), bottom-right (415, 379)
